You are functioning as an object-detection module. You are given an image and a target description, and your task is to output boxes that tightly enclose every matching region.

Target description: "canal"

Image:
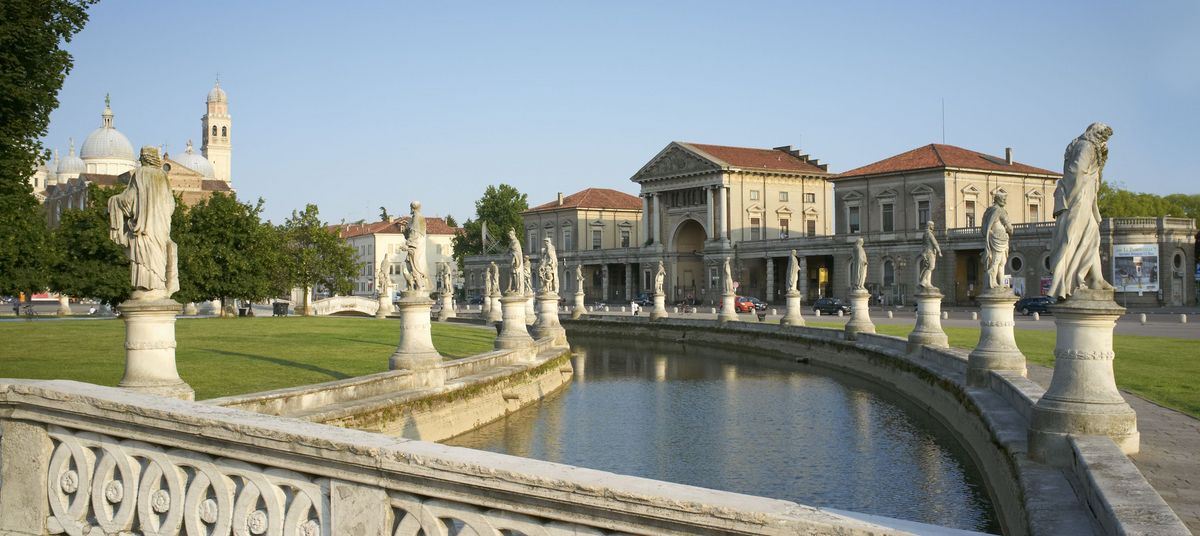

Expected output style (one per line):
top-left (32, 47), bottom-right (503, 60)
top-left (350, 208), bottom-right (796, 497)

top-left (447, 336), bottom-right (1000, 533)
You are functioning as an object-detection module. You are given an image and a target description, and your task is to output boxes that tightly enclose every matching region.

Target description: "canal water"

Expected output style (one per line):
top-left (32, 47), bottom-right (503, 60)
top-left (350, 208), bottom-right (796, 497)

top-left (446, 336), bottom-right (1000, 533)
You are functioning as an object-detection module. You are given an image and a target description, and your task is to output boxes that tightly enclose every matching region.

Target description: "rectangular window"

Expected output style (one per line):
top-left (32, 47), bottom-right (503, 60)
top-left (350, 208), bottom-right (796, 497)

top-left (591, 229), bottom-right (602, 250)
top-left (965, 200), bottom-right (976, 228)
top-left (749, 190), bottom-right (760, 201)
top-left (1028, 203), bottom-right (1039, 221)
top-left (620, 229), bottom-right (631, 248)
top-left (882, 203), bottom-right (894, 232)
top-left (644, 269), bottom-right (652, 290)
top-left (527, 230), bottom-right (536, 252)
top-left (779, 191), bottom-right (789, 202)
top-left (807, 219), bottom-right (817, 237)
top-left (804, 192), bottom-right (816, 203)
top-left (917, 200), bottom-right (930, 228)
top-left (562, 228), bottom-right (573, 251)
top-left (848, 206), bottom-right (860, 234)
top-left (750, 217), bottom-right (761, 241)
top-left (779, 218), bottom-right (789, 238)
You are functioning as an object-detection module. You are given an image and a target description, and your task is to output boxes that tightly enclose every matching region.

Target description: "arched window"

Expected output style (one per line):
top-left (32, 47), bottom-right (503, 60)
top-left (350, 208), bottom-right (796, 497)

top-left (221, 126), bottom-right (227, 137)
top-left (883, 259), bottom-right (895, 287)
top-left (212, 126), bottom-right (217, 137)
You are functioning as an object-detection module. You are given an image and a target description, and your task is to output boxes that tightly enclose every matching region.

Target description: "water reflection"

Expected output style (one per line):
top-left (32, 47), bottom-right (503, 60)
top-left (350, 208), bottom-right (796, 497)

top-left (446, 336), bottom-right (999, 533)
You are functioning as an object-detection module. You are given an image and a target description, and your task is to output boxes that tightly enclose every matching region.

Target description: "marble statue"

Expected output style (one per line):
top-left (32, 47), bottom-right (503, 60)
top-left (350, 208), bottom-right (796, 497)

top-left (786, 249), bottom-right (800, 293)
top-left (507, 229), bottom-right (525, 294)
top-left (722, 258), bottom-right (734, 295)
top-left (918, 221), bottom-right (942, 289)
top-left (406, 202), bottom-right (430, 292)
top-left (440, 263), bottom-right (453, 294)
top-left (1049, 122), bottom-right (1115, 299)
top-left (376, 253), bottom-right (392, 295)
top-left (539, 238), bottom-right (558, 294)
top-left (850, 238), bottom-right (867, 291)
top-left (483, 263), bottom-right (494, 297)
top-left (981, 192), bottom-right (1013, 289)
top-left (654, 261), bottom-right (665, 295)
top-left (107, 146), bottom-right (178, 300)
top-left (400, 238), bottom-right (418, 291)
top-left (523, 255), bottom-right (533, 295)
top-left (488, 261), bottom-right (500, 295)
top-left (575, 264), bottom-right (584, 290)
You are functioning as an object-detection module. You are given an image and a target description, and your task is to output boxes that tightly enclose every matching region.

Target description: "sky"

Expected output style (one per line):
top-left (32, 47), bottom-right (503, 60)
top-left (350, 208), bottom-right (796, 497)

top-left (45, 0), bottom-right (1200, 224)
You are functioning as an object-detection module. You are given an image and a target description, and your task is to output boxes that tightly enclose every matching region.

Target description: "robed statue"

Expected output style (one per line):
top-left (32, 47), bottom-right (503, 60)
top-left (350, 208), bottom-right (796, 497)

top-left (108, 146), bottom-right (178, 300)
top-left (1049, 122), bottom-right (1115, 299)
top-left (483, 263), bottom-right (494, 297)
top-left (786, 249), bottom-right (800, 294)
top-left (506, 229), bottom-right (525, 294)
top-left (376, 253), bottom-right (392, 296)
top-left (849, 238), bottom-right (868, 291)
top-left (406, 202), bottom-right (430, 292)
top-left (918, 221), bottom-right (943, 290)
top-left (440, 263), bottom-right (453, 294)
top-left (574, 264), bottom-right (584, 294)
top-left (654, 261), bottom-right (666, 295)
top-left (523, 255), bottom-right (533, 296)
top-left (722, 258), bottom-right (735, 295)
top-left (539, 237), bottom-right (558, 294)
top-left (981, 192), bottom-right (1013, 290)
top-left (488, 261), bottom-right (500, 296)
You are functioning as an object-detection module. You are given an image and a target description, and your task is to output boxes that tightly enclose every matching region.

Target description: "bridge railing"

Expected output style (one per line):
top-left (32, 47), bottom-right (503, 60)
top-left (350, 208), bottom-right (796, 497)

top-left (0, 379), bottom-right (920, 536)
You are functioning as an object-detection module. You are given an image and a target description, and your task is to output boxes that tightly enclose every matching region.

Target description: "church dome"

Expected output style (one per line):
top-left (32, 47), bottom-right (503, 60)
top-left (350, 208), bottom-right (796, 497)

top-left (80, 95), bottom-right (135, 161)
top-left (57, 139), bottom-right (86, 176)
top-left (207, 81), bottom-right (227, 103)
top-left (173, 140), bottom-right (215, 178)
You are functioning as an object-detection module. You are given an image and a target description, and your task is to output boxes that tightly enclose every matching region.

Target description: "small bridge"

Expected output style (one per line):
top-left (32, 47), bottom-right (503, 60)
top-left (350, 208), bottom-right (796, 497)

top-left (310, 295), bottom-right (382, 317)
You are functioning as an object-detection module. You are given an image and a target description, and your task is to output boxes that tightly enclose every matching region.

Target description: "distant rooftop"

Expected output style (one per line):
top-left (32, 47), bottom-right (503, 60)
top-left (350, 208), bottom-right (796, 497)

top-left (336, 216), bottom-right (459, 239)
top-left (683, 142), bottom-right (830, 174)
top-left (836, 144), bottom-right (1059, 179)
top-left (525, 188), bottom-right (642, 214)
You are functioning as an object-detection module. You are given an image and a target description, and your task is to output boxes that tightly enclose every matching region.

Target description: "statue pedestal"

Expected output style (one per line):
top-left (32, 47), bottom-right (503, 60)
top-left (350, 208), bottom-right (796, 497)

top-left (480, 293), bottom-right (492, 317)
top-left (496, 293), bottom-right (535, 350)
top-left (718, 293), bottom-right (738, 323)
top-left (376, 294), bottom-right (391, 319)
top-left (572, 292), bottom-right (585, 319)
top-left (908, 289), bottom-right (948, 353)
top-left (650, 293), bottom-right (668, 320)
top-left (532, 292), bottom-right (566, 346)
top-left (485, 293), bottom-right (503, 323)
top-left (183, 302), bottom-right (198, 316)
top-left (844, 290), bottom-right (875, 340)
top-left (57, 295), bottom-right (71, 316)
top-left (389, 293), bottom-right (442, 377)
top-left (524, 293), bottom-right (536, 325)
top-left (780, 292), bottom-right (805, 326)
top-left (437, 293), bottom-right (456, 321)
top-left (966, 289), bottom-right (1025, 386)
top-left (1030, 289), bottom-right (1138, 465)
top-left (117, 298), bottom-right (193, 401)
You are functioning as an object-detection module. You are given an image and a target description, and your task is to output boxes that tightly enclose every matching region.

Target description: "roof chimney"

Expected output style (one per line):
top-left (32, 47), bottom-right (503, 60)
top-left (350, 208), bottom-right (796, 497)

top-left (1005, 147), bottom-right (1013, 165)
top-left (773, 145), bottom-right (792, 153)
top-left (557, 192), bottom-right (564, 206)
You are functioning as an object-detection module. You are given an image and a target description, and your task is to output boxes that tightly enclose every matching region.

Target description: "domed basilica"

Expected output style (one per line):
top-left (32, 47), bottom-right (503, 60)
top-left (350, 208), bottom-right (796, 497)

top-left (34, 81), bottom-right (235, 226)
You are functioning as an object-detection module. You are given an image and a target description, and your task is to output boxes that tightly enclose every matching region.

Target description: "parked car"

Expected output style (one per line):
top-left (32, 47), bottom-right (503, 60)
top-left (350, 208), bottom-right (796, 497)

top-left (812, 297), bottom-right (851, 315)
top-left (1015, 295), bottom-right (1056, 316)
top-left (733, 296), bottom-right (757, 313)
top-left (745, 297), bottom-right (768, 311)
top-left (634, 292), bottom-right (653, 307)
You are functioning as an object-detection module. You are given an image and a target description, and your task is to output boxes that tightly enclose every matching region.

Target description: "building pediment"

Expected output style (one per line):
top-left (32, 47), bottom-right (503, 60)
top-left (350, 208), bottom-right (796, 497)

top-left (745, 203), bottom-right (764, 214)
top-left (842, 190), bottom-right (864, 201)
top-left (775, 206), bottom-right (793, 215)
top-left (630, 143), bottom-right (721, 183)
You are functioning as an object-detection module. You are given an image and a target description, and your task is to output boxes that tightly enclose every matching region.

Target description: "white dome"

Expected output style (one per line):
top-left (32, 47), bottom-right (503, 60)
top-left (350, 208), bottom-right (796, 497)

top-left (207, 81), bottom-right (227, 103)
top-left (57, 140), bottom-right (86, 175)
top-left (80, 95), bottom-right (135, 162)
top-left (173, 140), bottom-right (215, 178)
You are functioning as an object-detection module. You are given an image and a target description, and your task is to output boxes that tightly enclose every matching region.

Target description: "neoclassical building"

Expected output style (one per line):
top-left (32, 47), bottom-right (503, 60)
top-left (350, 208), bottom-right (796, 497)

top-left (336, 217), bottom-right (460, 298)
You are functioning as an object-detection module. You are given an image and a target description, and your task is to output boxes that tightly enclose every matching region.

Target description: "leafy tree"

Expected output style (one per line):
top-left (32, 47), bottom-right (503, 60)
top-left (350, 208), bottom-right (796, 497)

top-left (49, 184), bottom-right (129, 306)
top-left (451, 184), bottom-right (528, 267)
top-left (174, 193), bottom-right (283, 312)
top-left (281, 204), bottom-right (356, 305)
top-left (444, 214), bottom-right (457, 228)
top-left (379, 206), bottom-right (391, 221)
top-left (0, 0), bottom-right (96, 298)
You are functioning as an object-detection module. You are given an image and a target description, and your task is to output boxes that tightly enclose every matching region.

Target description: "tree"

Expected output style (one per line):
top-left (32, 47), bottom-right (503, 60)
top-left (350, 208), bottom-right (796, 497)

top-left (444, 214), bottom-right (457, 228)
top-left (379, 206), bottom-right (391, 222)
top-left (281, 204), bottom-right (357, 308)
top-left (0, 0), bottom-right (96, 298)
top-left (49, 184), bottom-right (129, 306)
top-left (451, 184), bottom-right (528, 267)
top-left (174, 193), bottom-right (283, 312)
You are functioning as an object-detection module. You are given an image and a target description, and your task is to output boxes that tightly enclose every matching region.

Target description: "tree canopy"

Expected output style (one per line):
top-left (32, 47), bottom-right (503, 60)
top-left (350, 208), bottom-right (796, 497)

top-left (174, 193), bottom-right (285, 306)
top-left (49, 184), bottom-right (129, 306)
top-left (1099, 181), bottom-right (1200, 220)
top-left (281, 204), bottom-right (357, 297)
top-left (451, 184), bottom-right (528, 267)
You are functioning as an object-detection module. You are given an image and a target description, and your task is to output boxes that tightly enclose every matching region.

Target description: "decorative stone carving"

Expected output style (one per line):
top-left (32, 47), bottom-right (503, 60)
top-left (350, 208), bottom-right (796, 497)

top-left (485, 261), bottom-right (503, 323)
top-left (786, 249), bottom-right (800, 294)
top-left (640, 146), bottom-right (716, 179)
top-left (539, 237), bottom-right (558, 294)
top-left (982, 192), bottom-right (1013, 290)
top-left (1049, 122), bottom-right (1116, 299)
top-left (918, 221), bottom-right (942, 290)
top-left (653, 261), bottom-right (665, 296)
top-left (406, 201), bottom-right (430, 293)
top-left (376, 252), bottom-right (392, 296)
top-left (572, 265), bottom-right (586, 320)
top-left (506, 229), bottom-right (526, 295)
top-left (437, 263), bottom-right (456, 322)
top-left (849, 238), bottom-right (867, 291)
top-left (718, 258), bottom-right (737, 323)
top-left (107, 146), bottom-right (178, 301)
top-left (780, 250), bottom-right (805, 326)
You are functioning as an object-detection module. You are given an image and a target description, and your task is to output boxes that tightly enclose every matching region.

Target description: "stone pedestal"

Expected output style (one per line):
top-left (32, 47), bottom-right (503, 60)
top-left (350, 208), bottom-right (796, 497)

top-left (389, 293), bottom-right (442, 374)
top-left (718, 293), bottom-right (737, 323)
top-left (908, 289), bottom-right (948, 353)
top-left (485, 293), bottom-right (503, 323)
top-left (117, 298), bottom-right (194, 401)
top-left (966, 289), bottom-right (1026, 386)
top-left (376, 294), bottom-right (391, 319)
top-left (496, 293), bottom-right (535, 350)
top-left (57, 295), bottom-right (71, 316)
top-left (571, 292), bottom-right (585, 319)
top-left (780, 292), bottom-right (805, 326)
top-left (844, 290), bottom-right (875, 340)
top-left (437, 293), bottom-right (456, 321)
top-left (1030, 289), bottom-right (1138, 465)
top-left (183, 302), bottom-right (198, 316)
top-left (480, 293), bottom-right (492, 317)
top-left (524, 293), bottom-right (536, 325)
top-left (532, 293), bottom-right (567, 346)
top-left (650, 293), bottom-right (668, 320)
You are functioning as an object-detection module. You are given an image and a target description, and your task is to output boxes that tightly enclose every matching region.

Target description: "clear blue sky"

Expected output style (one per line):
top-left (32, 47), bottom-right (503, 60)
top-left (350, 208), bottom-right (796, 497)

top-left (45, 0), bottom-right (1200, 224)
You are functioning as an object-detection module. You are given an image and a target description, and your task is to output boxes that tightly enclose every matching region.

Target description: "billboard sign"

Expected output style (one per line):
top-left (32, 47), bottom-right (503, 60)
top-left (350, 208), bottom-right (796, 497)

top-left (1113, 244), bottom-right (1159, 292)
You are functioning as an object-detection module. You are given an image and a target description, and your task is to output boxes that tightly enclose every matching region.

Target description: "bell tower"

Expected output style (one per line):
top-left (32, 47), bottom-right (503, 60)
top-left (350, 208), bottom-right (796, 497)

top-left (201, 79), bottom-right (232, 182)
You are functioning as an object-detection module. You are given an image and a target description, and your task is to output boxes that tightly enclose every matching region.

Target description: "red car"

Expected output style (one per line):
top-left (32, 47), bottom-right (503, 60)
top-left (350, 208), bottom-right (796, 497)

top-left (734, 296), bottom-right (756, 313)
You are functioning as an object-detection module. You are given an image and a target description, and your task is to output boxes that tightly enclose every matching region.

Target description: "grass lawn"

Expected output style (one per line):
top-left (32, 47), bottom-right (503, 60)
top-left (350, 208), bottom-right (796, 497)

top-left (0, 317), bottom-right (495, 400)
top-left (806, 321), bottom-right (1200, 418)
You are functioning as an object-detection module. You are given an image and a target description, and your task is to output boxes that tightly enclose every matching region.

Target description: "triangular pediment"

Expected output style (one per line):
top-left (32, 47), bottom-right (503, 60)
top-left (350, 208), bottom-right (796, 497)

top-left (630, 143), bottom-right (722, 183)
top-left (876, 188), bottom-right (898, 198)
top-left (745, 203), bottom-right (764, 214)
top-left (961, 184), bottom-right (981, 196)
top-left (843, 190), bottom-right (864, 201)
top-left (775, 206), bottom-right (793, 215)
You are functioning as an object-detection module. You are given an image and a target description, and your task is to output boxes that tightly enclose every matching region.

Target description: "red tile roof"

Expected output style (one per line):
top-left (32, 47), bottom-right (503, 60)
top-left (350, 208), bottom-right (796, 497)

top-left (79, 173), bottom-right (125, 187)
top-left (683, 143), bottom-right (830, 174)
top-left (335, 216), bottom-right (460, 239)
top-left (525, 188), bottom-right (642, 214)
top-left (836, 144), bottom-right (1059, 179)
top-left (201, 180), bottom-right (232, 192)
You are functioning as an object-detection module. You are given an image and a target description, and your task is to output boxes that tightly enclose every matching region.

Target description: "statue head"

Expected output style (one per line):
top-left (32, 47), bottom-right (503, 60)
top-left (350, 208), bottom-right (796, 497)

top-left (993, 191), bottom-right (1008, 207)
top-left (790, 249), bottom-right (797, 257)
top-left (926, 221), bottom-right (936, 230)
top-left (1083, 122), bottom-right (1113, 144)
top-left (410, 201), bottom-right (421, 212)
top-left (855, 237), bottom-right (864, 246)
top-left (138, 146), bottom-right (162, 168)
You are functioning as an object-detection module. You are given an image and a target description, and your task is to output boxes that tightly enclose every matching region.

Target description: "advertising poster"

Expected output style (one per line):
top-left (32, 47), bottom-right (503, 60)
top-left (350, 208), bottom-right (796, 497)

top-left (1112, 244), bottom-right (1159, 292)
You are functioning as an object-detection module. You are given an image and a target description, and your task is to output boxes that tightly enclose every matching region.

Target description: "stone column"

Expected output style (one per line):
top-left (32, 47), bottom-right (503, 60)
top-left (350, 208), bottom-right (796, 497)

top-left (651, 292), bottom-right (668, 320)
top-left (532, 291), bottom-right (567, 346)
top-left (641, 195), bottom-right (650, 245)
top-left (780, 291), bottom-right (805, 326)
top-left (390, 292), bottom-right (442, 378)
top-left (625, 264), bottom-right (633, 300)
top-left (601, 265), bottom-right (609, 303)
top-left (57, 295), bottom-right (71, 316)
top-left (496, 293), bottom-right (535, 349)
top-left (572, 290), bottom-right (586, 319)
top-left (718, 292), bottom-right (738, 323)
top-left (844, 289), bottom-right (875, 340)
top-left (798, 256), bottom-right (809, 300)
top-left (718, 187), bottom-right (729, 241)
top-left (117, 298), bottom-right (194, 400)
top-left (1030, 289), bottom-right (1139, 464)
top-left (706, 187), bottom-right (715, 241)
top-left (652, 194), bottom-right (662, 245)
top-left (765, 258), bottom-right (775, 302)
top-left (966, 289), bottom-right (1025, 386)
top-left (908, 289), bottom-right (948, 353)
top-left (437, 292), bottom-right (455, 321)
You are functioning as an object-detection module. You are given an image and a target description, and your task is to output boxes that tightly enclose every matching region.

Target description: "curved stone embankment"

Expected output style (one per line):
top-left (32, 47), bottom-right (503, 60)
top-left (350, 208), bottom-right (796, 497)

top-left (206, 336), bottom-right (572, 442)
top-left (563, 316), bottom-right (1189, 536)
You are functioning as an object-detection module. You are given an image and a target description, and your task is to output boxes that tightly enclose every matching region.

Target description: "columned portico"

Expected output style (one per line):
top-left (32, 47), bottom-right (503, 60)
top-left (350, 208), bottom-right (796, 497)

top-left (641, 195), bottom-right (650, 245)
top-left (652, 193), bottom-right (662, 246)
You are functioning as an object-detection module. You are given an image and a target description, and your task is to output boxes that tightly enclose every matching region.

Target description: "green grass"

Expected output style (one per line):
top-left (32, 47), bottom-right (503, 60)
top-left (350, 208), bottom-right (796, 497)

top-left (0, 317), bottom-right (495, 400)
top-left (806, 321), bottom-right (1200, 417)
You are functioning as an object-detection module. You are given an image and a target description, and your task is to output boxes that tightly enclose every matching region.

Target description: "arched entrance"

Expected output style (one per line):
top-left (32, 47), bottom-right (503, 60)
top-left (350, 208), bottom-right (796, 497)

top-left (671, 219), bottom-right (707, 303)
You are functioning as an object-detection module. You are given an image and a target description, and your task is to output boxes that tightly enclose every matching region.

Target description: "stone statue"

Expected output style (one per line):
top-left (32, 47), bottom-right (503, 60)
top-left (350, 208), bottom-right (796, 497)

top-left (483, 263), bottom-right (493, 297)
top-left (440, 263), bottom-right (453, 294)
top-left (786, 249), bottom-right (800, 294)
top-left (654, 261), bottom-right (665, 295)
top-left (376, 253), bottom-right (392, 295)
top-left (523, 255), bottom-right (533, 295)
top-left (400, 238), bottom-right (419, 292)
top-left (918, 221), bottom-right (943, 290)
top-left (722, 258), bottom-right (734, 295)
top-left (1049, 122), bottom-right (1115, 299)
top-left (406, 202), bottom-right (429, 292)
top-left (488, 261), bottom-right (500, 295)
top-left (506, 229), bottom-right (525, 294)
top-left (575, 264), bottom-right (584, 292)
top-left (107, 146), bottom-right (178, 300)
top-left (981, 192), bottom-right (1013, 289)
top-left (539, 238), bottom-right (558, 294)
top-left (849, 238), bottom-right (868, 291)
